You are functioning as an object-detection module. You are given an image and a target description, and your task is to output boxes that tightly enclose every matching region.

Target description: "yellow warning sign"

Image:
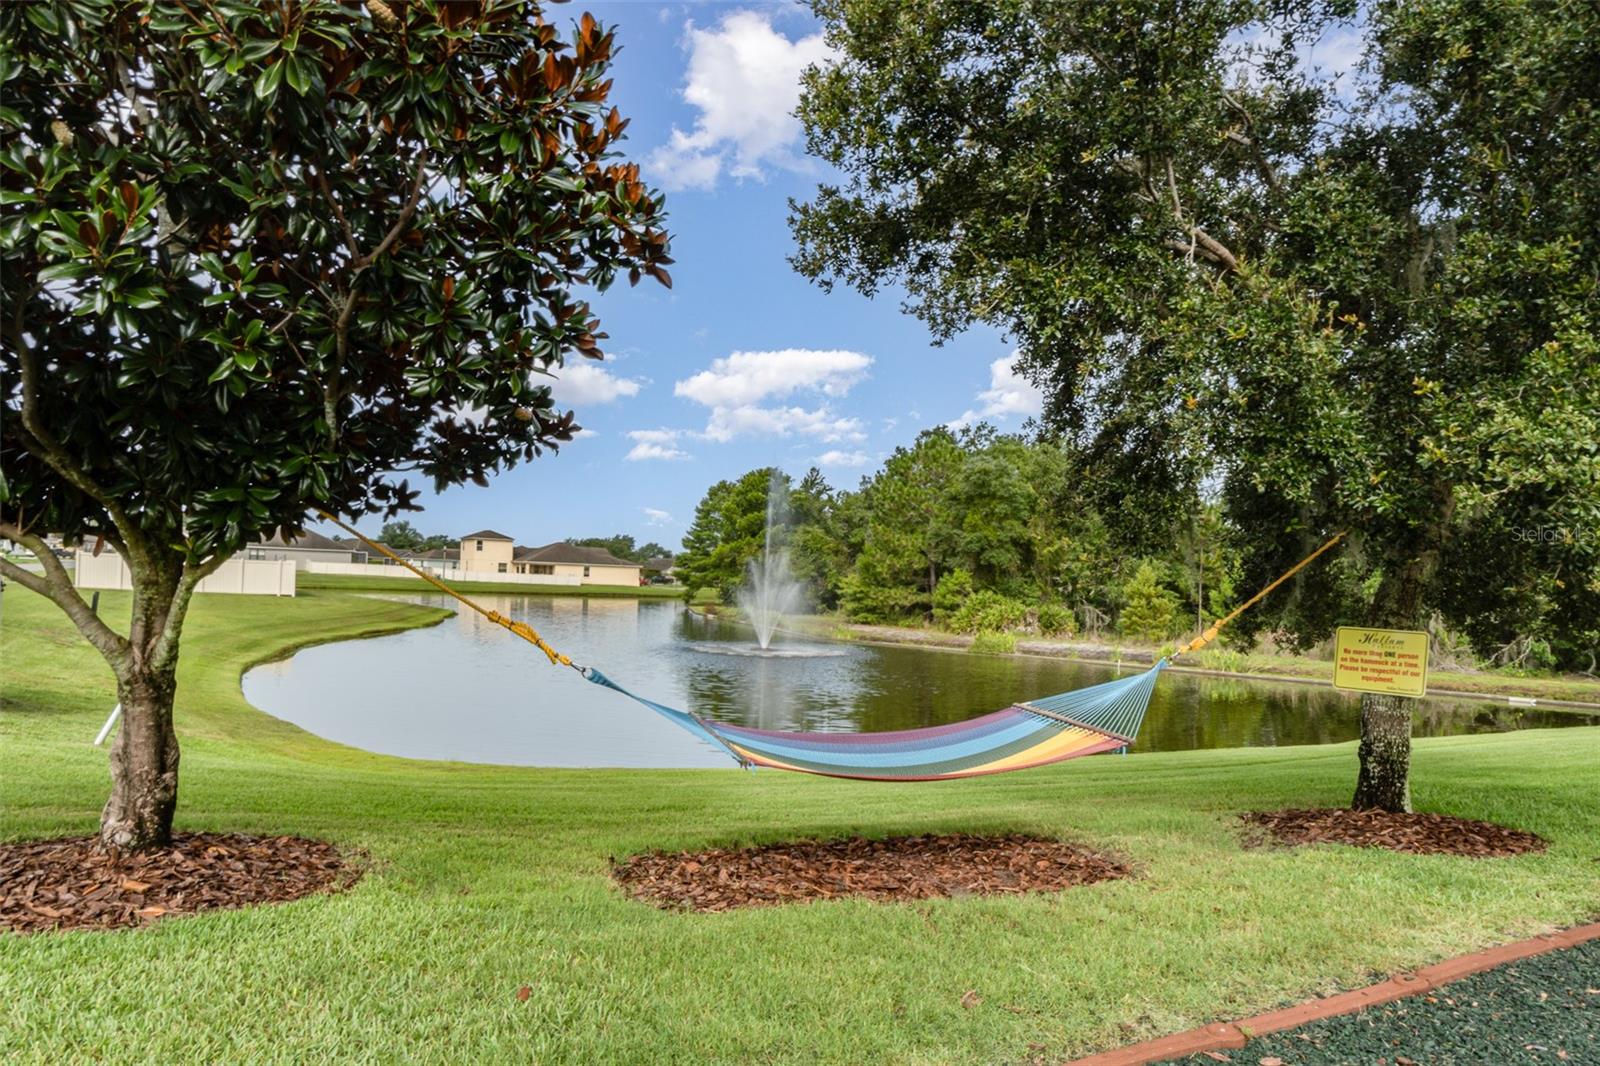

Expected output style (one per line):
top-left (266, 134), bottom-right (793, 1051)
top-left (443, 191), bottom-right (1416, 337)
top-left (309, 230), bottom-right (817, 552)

top-left (1333, 627), bottom-right (1430, 698)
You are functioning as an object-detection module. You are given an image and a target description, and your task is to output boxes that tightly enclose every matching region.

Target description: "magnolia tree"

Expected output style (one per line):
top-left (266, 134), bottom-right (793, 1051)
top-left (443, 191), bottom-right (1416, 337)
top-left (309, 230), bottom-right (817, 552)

top-left (792, 0), bottom-right (1600, 810)
top-left (0, 0), bottom-right (671, 849)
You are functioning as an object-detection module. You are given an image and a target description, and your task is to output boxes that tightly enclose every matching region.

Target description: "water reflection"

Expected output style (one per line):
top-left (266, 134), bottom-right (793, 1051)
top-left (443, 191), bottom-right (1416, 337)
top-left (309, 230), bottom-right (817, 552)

top-left (239, 596), bottom-right (1599, 768)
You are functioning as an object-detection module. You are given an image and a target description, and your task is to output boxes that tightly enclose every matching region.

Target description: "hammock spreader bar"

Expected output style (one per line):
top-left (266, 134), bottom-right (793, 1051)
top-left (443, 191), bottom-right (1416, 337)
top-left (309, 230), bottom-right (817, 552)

top-left (318, 511), bottom-right (1344, 781)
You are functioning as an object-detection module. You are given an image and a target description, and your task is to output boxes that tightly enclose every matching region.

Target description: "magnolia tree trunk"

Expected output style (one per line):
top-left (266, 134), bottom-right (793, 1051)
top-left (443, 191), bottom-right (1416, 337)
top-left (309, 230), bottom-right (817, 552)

top-left (1352, 691), bottom-right (1413, 812)
top-left (103, 660), bottom-right (180, 849)
top-left (0, 530), bottom-right (220, 852)
top-left (100, 556), bottom-right (188, 850)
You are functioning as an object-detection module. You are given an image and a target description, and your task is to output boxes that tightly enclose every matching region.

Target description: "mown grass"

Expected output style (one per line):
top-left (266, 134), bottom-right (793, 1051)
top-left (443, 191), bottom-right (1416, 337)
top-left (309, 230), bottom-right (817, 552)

top-left (2, 586), bottom-right (1597, 1064)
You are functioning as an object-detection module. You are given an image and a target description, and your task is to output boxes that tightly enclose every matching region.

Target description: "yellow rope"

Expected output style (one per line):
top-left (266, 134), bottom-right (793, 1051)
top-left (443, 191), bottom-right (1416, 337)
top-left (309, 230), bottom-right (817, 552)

top-left (317, 511), bottom-right (574, 668)
top-left (1172, 530), bottom-right (1347, 658)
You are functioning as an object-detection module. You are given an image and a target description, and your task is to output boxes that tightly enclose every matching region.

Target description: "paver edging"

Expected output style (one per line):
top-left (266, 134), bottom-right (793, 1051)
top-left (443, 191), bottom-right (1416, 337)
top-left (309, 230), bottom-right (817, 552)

top-left (1065, 921), bottom-right (1600, 1065)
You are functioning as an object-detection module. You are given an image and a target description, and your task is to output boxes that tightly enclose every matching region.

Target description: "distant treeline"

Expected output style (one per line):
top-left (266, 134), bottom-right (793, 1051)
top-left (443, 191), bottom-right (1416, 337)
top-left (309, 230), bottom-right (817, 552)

top-left (676, 426), bottom-right (1234, 644)
top-left (675, 427), bottom-right (1593, 672)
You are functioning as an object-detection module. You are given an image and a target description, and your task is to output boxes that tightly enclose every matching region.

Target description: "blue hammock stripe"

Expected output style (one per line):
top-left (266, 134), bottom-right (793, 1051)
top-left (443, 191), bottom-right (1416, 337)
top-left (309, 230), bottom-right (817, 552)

top-left (583, 661), bottom-right (1166, 781)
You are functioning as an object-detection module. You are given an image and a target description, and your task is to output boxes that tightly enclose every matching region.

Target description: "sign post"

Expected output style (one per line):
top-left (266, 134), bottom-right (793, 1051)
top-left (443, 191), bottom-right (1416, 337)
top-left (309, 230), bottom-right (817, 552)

top-left (1332, 627), bottom-right (1430, 698)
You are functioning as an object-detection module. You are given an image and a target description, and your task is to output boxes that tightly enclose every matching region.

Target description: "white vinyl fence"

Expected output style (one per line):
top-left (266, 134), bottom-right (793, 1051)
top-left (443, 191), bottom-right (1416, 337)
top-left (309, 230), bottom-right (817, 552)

top-left (304, 561), bottom-right (582, 586)
top-left (74, 551), bottom-right (297, 597)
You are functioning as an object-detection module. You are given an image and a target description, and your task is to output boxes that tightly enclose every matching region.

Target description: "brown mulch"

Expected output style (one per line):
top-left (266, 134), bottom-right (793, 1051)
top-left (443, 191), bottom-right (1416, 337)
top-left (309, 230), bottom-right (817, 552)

top-left (612, 832), bottom-right (1133, 912)
top-left (1240, 808), bottom-right (1549, 858)
top-left (1, 831), bottom-right (359, 934)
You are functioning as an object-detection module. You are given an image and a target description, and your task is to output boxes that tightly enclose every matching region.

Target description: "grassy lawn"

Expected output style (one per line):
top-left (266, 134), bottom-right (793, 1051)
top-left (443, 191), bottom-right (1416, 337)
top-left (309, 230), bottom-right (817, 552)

top-left (2, 586), bottom-right (1597, 1064)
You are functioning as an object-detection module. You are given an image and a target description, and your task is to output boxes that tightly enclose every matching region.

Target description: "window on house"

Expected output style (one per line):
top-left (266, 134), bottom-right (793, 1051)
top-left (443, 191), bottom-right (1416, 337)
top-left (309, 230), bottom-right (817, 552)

top-left (497, 562), bottom-right (507, 573)
top-left (533, 564), bottom-right (553, 575)
top-left (475, 539), bottom-right (483, 550)
top-left (582, 565), bottom-right (591, 578)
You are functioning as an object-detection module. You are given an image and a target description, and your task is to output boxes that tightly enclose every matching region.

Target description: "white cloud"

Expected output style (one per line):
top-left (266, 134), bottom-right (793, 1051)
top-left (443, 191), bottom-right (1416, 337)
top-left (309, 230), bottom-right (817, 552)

top-left (1228, 22), bottom-right (1367, 98)
top-left (647, 11), bottom-right (833, 191)
top-left (626, 443), bottom-right (690, 461)
top-left (548, 362), bottom-right (642, 406)
top-left (815, 450), bottom-right (868, 468)
top-left (673, 348), bottom-right (872, 444)
top-left (675, 348), bottom-right (869, 407)
top-left (642, 507), bottom-right (674, 526)
top-left (950, 351), bottom-right (1044, 428)
top-left (625, 429), bottom-right (690, 462)
top-left (704, 405), bottom-right (864, 443)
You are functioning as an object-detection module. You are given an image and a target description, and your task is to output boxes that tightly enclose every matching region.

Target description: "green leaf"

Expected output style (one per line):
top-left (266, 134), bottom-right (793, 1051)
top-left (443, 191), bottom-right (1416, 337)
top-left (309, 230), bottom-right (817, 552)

top-left (284, 54), bottom-right (311, 96)
top-left (37, 261), bottom-right (90, 282)
top-left (254, 61), bottom-right (285, 101)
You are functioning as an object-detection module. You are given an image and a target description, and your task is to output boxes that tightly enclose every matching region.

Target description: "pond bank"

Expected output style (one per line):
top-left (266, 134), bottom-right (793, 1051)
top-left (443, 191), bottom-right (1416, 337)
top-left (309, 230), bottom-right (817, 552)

top-left (693, 608), bottom-right (1600, 712)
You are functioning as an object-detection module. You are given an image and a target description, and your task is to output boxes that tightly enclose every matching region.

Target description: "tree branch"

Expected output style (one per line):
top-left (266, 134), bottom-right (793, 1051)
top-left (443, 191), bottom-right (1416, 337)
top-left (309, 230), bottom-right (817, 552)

top-left (1222, 92), bottom-right (1281, 192)
top-left (325, 154), bottom-right (429, 442)
top-left (356, 155), bottom-right (430, 271)
top-left (149, 552), bottom-right (230, 673)
top-left (313, 164), bottom-right (360, 261)
top-left (12, 339), bottom-right (148, 560)
top-left (0, 523), bottom-right (129, 663)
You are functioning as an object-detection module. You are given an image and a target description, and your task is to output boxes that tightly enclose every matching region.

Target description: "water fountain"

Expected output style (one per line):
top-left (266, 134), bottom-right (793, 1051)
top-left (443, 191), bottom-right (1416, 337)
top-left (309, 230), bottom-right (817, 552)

top-left (735, 471), bottom-right (806, 650)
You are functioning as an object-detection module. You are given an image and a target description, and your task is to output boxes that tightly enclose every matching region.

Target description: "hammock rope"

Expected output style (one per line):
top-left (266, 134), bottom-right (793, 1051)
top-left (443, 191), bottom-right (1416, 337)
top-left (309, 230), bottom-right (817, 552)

top-left (319, 511), bottom-right (1344, 780)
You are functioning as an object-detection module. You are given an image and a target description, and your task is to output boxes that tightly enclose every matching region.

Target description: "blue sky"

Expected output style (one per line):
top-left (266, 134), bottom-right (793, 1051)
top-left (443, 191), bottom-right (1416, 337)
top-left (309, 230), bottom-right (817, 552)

top-left (340, 1), bottom-right (1366, 550)
top-left (349, 2), bottom-right (1032, 549)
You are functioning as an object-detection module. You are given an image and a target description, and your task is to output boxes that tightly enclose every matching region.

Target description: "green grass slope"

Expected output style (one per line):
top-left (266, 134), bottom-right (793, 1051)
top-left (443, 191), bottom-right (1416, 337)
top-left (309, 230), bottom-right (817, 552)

top-left (1, 587), bottom-right (1596, 1064)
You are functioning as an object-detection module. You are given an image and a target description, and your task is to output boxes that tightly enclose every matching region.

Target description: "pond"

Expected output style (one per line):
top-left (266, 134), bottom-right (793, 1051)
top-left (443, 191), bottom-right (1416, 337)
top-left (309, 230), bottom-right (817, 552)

top-left (241, 595), bottom-right (1599, 768)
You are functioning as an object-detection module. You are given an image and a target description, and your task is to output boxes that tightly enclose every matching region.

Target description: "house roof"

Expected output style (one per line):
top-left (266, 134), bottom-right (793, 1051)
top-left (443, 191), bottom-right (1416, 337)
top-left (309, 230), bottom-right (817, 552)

top-left (257, 529), bottom-right (347, 552)
top-left (461, 529), bottom-right (513, 542)
top-left (406, 547), bottom-right (459, 560)
top-left (643, 556), bottom-right (675, 571)
top-left (513, 543), bottom-right (637, 567)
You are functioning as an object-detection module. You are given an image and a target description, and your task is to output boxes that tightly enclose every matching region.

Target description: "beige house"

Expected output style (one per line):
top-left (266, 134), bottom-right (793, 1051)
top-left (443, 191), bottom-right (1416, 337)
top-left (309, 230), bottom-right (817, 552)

top-left (457, 531), bottom-right (641, 585)
top-left (460, 529), bottom-right (515, 572)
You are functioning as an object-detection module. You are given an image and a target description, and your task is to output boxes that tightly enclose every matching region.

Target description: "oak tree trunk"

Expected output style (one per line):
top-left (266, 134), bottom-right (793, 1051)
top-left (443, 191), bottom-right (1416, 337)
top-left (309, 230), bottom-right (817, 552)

top-left (1352, 691), bottom-right (1413, 812)
top-left (1350, 524), bottom-right (1444, 813)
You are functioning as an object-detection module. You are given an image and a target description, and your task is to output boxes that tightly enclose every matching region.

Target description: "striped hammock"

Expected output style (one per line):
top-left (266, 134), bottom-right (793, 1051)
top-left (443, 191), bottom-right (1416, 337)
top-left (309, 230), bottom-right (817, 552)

top-left (582, 661), bottom-right (1166, 781)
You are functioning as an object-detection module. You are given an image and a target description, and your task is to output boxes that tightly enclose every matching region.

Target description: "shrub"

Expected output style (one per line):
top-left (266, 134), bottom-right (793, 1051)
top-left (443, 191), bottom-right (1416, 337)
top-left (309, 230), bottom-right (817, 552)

top-left (1035, 602), bottom-right (1075, 637)
top-left (1194, 648), bottom-right (1247, 673)
top-left (932, 568), bottom-right (975, 624)
top-left (946, 589), bottom-right (1030, 634)
top-left (840, 571), bottom-right (928, 623)
top-left (969, 631), bottom-right (1017, 655)
top-left (1119, 561), bottom-right (1181, 643)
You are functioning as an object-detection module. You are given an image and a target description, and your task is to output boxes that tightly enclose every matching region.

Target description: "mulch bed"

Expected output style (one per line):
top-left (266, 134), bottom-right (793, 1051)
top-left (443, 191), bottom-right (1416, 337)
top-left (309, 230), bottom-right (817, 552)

top-left (1, 831), bottom-right (358, 934)
top-left (1240, 808), bottom-right (1548, 858)
top-left (612, 832), bottom-right (1132, 912)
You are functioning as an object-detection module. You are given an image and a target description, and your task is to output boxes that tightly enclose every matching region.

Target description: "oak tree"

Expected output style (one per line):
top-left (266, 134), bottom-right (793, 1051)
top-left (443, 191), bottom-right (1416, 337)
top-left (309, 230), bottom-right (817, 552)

top-left (791, 0), bottom-right (1600, 810)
